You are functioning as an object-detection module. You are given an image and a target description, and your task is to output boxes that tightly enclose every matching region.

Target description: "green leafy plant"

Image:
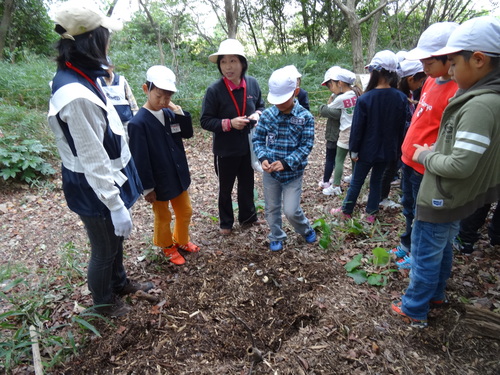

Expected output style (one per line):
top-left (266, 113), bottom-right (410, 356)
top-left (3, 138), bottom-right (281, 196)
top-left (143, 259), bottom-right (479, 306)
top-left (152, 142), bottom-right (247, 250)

top-left (344, 247), bottom-right (397, 286)
top-left (253, 188), bottom-right (265, 212)
top-left (0, 136), bottom-right (55, 184)
top-left (312, 218), bottom-right (332, 249)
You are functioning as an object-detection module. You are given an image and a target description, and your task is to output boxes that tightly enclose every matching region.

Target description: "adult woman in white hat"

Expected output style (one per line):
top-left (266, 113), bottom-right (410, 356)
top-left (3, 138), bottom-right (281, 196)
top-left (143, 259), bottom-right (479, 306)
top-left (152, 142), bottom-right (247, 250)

top-left (201, 39), bottom-right (265, 235)
top-left (48, 1), bottom-right (153, 317)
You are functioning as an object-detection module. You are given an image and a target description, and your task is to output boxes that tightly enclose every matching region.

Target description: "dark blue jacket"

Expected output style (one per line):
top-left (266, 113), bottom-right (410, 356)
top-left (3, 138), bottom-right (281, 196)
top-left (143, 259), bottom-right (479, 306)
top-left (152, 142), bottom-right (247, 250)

top-left (349, 87), bottom-right (408, 163)
top-left (128, 108), bottom-right (192, 201)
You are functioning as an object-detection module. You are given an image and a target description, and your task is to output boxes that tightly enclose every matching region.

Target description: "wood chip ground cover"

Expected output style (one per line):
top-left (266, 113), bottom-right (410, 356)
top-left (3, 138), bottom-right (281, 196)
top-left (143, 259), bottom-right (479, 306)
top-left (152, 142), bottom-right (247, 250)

top-left (1, 120), bottom-right (499, 374)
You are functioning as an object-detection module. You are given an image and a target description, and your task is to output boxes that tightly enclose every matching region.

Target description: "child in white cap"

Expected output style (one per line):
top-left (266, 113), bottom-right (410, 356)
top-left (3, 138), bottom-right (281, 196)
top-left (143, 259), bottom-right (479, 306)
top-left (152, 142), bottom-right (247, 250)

top-left (392, 16), bottom-right (500, 327)
top-left (48, 1), bottom-right (153, 317)
top-left (390, 22), bottom-right (459, 270)
top-left (321, 67), bottom-right (362, 196)
top-left (318, 66), bottom-right (342, 191)
top-left (252, 67), bottom-right (316, 251)
top-left (283, 65), bottom-right (310, 110)
top-left (128, 65), bottom-right (199, 265)
top-left (331, 50), bottom-right (409, 224)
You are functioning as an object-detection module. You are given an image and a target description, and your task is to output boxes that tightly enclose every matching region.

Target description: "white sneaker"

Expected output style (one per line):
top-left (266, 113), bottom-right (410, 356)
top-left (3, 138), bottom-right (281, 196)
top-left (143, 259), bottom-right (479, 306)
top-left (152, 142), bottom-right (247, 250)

top-left (380, 198), bottom-right (402, 209)
top-left (343, 174), bottom-right (352, 183)
top-left (323, 185), bottom-right (342, 196)
top-left (318, 180), bottom-right (331, 189)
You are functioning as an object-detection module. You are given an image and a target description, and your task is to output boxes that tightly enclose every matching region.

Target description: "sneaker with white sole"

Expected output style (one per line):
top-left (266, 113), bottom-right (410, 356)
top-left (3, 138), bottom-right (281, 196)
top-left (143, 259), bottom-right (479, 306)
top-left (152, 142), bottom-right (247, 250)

top-left (318, 181), bottom-right (331, 189)
top-left (380, 198), bottom-right (402, 209)
top-left (323, 185), bottom-right (342, 196)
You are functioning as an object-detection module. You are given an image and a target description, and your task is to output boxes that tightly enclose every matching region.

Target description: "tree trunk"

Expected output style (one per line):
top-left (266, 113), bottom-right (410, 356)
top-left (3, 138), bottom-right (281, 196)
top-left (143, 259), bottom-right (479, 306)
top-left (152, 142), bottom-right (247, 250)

top-left (299, 0), bottom-right (312, 52)
top-left (0, 0), bottom-right (15, 60)
top-left (333, 0), bottom-right (388, 73)
top-left (241, 0), bottom-right (260, 53)
top-left (224, 0), bottom-right (238, 38)
top-left (366, 7), bottom-right (384, 65)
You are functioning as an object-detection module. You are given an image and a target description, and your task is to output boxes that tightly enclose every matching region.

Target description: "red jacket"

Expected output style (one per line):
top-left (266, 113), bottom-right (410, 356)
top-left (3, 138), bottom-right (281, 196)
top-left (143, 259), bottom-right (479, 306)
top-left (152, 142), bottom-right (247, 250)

top-left (401, 77), bottom-right (458, 174)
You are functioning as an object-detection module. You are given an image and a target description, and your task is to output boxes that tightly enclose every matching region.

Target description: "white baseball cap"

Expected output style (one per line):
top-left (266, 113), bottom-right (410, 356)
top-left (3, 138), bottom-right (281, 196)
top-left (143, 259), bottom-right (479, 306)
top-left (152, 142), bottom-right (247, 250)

top-left (396, 50), bottom-right (408, 62)
top-left (267, 67), bottom-right (297, 105)
top-left (432, 16), bottom-right (500, 56)
top-left (398, 60), bottom-right (424, 77)
top-left (405, 22), bottom-right (459, 60)
top-left (321, 66), bottom-right (341, 85)
top-left (333, 68), bottom-right (356, 85)
top-left (146, 65), bottom-right (177, 92)
top-left (53, 0), bottom-right (123, 41)
top-left (365, 50), bottom-right (399, 73)
top-left (209, 39), bottom-right (246, 63)
top-left (284, 65), bottom-right (302, 78)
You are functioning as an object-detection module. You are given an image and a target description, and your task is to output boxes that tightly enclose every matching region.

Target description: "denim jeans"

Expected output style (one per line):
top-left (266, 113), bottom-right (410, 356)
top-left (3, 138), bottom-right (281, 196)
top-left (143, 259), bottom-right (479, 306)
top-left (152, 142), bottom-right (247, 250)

top-left (342, 160), bottom-right (387, 215)
top-left (80, 214), bottom-right (128, 305)
top-left (400, 163), bottom-right (423, 251)
top-left (401, 220), bottom-right (459, 320)
top-left (263, 172), bottom-right (312, 241)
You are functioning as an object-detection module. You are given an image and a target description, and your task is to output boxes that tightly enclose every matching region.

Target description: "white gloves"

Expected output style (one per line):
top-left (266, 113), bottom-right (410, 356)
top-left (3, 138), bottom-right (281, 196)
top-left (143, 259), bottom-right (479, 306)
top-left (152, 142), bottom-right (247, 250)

top-left (110, 206), bottom-right (133, 238)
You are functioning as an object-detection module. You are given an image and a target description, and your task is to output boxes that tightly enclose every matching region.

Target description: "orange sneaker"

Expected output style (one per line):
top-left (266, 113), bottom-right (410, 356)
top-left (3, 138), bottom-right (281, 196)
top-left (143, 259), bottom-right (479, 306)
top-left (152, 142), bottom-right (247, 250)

top-left (162, 245), bottom-right (185, 265)
top-left (176, 242), bottom-right (200, 253)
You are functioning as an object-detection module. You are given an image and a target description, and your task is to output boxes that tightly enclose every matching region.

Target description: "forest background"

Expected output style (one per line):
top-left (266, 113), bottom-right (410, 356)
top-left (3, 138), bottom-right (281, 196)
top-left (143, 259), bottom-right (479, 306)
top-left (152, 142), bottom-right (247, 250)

top-left (0, 0), bottom-right (498, 130)
top-left (0, 0), bottom-right (499, 373)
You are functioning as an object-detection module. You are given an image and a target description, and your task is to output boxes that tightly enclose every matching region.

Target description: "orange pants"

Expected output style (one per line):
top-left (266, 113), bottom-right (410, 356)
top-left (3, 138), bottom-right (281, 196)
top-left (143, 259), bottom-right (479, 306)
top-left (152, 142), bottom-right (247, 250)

top-left (152, 190), bottom-right (192, 248)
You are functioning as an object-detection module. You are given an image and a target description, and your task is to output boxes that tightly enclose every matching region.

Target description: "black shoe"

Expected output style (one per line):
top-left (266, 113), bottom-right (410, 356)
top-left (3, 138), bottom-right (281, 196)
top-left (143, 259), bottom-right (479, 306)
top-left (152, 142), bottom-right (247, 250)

top-left (118, 280), bottom-right (154, 296)
top-left (452, 236), bottom-right (474, 255)
top-left (94, 297), bottom-right (131, 317)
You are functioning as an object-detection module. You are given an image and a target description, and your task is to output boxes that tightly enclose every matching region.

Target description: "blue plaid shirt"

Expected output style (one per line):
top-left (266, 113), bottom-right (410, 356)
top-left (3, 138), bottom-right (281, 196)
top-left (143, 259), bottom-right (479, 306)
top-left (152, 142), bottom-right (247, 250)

top-left (253, 100), bottom-right (314, 184)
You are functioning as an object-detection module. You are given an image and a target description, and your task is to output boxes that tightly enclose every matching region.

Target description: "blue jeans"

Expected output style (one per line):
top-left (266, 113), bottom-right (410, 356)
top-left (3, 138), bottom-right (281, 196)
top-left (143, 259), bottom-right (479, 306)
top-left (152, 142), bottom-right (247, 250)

top-left (401, 220), bottom-right (459, 320)
top-left (263, 173), bottom-right (312, 241)
top-left (400, 163), bottom-right (423, 251)
top-left (342, 160), bottom-right (387, 215)
top-left (80, 214), bottom-right (128, 305)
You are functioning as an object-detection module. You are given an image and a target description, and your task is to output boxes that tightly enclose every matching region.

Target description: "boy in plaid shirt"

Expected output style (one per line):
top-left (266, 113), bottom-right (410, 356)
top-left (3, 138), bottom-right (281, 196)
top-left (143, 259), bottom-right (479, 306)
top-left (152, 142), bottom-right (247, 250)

top-left (253, 67), bottom-right (316, 251)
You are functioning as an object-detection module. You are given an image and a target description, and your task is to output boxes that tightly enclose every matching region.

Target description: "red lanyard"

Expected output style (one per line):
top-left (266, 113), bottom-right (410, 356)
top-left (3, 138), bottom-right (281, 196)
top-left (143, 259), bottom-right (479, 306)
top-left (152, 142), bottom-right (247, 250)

top-left (65, 61), bottom-right (105, 98)
top-left (223, 77), bottom-right (246, 117)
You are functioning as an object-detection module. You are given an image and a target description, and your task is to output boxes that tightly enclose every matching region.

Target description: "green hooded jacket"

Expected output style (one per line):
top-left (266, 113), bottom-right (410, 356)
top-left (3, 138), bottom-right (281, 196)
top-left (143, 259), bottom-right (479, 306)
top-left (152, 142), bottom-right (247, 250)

top-left (416, 69), bottom-right (500, 223)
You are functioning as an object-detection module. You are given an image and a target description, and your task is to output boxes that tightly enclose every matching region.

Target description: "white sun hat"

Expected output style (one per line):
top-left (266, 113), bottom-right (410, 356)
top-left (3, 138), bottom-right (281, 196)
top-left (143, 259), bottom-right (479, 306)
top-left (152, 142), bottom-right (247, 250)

top-left (405, 22), bottom-right (459, 60)
top-left (432, 16), bottom-right (500, 56)
top-left (267, 67), bottom-right (297, 105)
top-left (146, 65), bottom-right (177, 92)
top-left (53, 0), bottom-right (123, 41)
top-left (321, 66), bottom-right (341, 85)
top-left (208, 39), bottom-right (246, 63)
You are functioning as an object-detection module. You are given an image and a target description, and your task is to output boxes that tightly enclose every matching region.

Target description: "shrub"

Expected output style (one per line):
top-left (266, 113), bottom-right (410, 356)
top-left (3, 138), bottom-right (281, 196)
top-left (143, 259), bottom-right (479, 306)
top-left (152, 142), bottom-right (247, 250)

top-left (0, 136), bottom-right (55, 184)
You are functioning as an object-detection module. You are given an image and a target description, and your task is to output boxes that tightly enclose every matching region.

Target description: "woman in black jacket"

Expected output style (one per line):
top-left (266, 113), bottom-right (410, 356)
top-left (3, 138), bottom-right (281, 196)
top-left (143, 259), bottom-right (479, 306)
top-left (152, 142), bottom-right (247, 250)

top-left (201, 39), bottom-right (265, 235)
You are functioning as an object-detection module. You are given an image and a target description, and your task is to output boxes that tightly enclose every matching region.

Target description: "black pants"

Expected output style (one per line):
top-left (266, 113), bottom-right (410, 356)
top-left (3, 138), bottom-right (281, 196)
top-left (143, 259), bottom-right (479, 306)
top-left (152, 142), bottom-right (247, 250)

top-left (380, 159), bottom-right (401, 200)
top-left (459, 202), bottom-right (500, 245)
top-left (214, 153), bottom-right (257, 229)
